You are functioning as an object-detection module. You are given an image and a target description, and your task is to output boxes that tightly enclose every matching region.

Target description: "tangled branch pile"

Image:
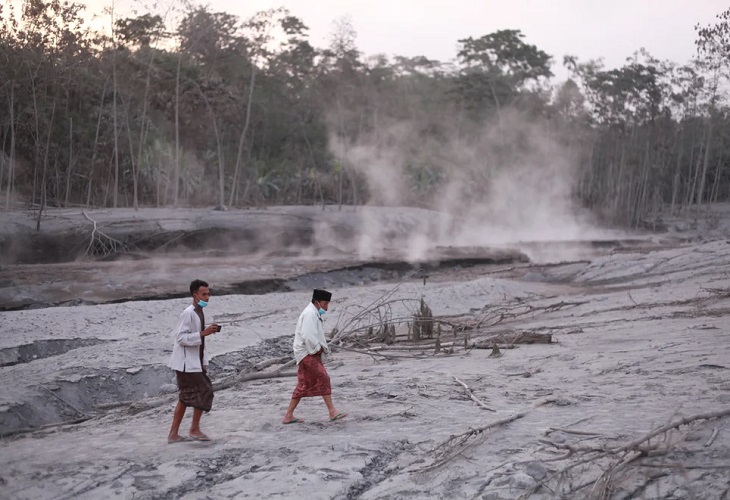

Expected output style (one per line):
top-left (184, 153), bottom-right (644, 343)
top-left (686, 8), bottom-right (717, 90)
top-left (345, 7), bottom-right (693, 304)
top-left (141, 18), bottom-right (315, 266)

top-left (517, 408), bottom-right (730, 499)
top-left (326, 279), bottom-right (576, 359)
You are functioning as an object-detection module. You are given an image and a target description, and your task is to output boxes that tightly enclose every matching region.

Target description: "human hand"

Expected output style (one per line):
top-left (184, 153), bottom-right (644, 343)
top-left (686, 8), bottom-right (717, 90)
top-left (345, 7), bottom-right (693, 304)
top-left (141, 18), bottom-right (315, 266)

top-left (202, 324), bottom-right (218, 336)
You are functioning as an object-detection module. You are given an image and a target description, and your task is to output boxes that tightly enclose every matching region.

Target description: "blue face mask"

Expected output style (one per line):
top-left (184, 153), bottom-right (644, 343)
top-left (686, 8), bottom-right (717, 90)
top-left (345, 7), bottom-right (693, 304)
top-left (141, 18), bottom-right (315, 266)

top-left (196, 296), bottom-right (208, 308)
top-left (318, 308), bottom-right (326, 316)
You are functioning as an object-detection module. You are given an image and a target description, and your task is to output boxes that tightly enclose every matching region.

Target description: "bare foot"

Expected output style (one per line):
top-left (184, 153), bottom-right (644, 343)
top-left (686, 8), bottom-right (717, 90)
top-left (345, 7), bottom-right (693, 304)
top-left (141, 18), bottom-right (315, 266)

top-left (167, 434), bottom-right (188, 444)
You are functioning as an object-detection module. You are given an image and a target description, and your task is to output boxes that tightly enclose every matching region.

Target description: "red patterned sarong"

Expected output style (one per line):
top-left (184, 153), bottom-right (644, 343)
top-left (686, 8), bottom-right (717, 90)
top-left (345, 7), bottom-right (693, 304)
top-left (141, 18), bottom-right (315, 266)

top-left (292, 352), bottom-right (331, 398)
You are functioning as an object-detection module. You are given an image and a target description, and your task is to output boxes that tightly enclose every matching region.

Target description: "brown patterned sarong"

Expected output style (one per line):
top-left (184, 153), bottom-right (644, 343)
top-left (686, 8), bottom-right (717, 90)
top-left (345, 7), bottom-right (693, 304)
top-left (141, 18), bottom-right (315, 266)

top-left (176, 370), bottom-right (214, 412)
top-left (292, 352), bottom-right (332, 399)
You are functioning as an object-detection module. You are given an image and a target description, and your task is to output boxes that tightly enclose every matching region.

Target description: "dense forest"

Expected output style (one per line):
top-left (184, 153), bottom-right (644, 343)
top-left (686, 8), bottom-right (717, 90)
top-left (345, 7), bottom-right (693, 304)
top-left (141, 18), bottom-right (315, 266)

top-left (1, 0), bottom-right (729, 228)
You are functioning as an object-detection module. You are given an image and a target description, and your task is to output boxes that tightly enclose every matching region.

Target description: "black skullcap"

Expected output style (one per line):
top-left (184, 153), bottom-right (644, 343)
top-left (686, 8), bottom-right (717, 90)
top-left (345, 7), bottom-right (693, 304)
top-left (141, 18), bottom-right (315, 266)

top-left (312, 289), bottom-right (332, 302)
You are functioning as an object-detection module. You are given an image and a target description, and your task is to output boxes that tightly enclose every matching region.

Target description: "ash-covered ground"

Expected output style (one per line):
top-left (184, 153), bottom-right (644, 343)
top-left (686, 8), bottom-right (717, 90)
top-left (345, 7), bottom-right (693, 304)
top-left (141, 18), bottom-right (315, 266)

top-left (1, 205), bottom-right (729, 499)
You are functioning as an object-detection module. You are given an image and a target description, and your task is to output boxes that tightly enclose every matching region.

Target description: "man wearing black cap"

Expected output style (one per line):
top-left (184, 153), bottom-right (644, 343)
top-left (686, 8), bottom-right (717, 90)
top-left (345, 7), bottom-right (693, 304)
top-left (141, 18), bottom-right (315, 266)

top-left (282, 288), bottom-right (347, 424)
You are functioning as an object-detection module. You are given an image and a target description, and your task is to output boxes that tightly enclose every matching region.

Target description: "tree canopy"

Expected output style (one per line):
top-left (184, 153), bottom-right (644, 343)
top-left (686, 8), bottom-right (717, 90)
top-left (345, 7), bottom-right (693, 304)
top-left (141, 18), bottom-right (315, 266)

top-left (1, 1), bottom-right (729, 228)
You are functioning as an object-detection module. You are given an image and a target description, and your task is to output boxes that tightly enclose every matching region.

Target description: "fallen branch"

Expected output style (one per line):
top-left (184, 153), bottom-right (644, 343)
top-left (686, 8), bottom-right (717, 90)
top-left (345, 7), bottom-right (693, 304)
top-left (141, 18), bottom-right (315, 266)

top-left (416, 412), bottom-right (526, 473)
top-left (335, 344), bottom-right (427, 360)
top-left (639, 462), bottom-right (730, 470)
top-left (453, 376), bottom-right (495, 412)
top-left (124, 369), bottom-right (299, 414)
top-left (368, 342), bottom-right (457, 352)
top-left (704, 420), bottom-right (727, 448)
top-left (614, 408), bottom-right (730, 454)
top-left (505, 368), bottom-right (543, 378)
top-left (545, 426), bottom-right (607, 437)
top-left (0, 415), bottom-right (94, 439)
top-left (215, 366), bottom-right (297, 391)
top-left (40, 385), bottom-right (86, 417)
top-left (253, 356), bottom-right (291, 371)
top-left (474, 331), bottom-right (552, 347)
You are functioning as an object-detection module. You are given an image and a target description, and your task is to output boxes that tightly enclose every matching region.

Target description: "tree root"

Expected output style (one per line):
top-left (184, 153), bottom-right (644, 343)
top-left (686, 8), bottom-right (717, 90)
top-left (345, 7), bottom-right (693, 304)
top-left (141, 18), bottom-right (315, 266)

top-left (82, 211), bottom-right (137, 259)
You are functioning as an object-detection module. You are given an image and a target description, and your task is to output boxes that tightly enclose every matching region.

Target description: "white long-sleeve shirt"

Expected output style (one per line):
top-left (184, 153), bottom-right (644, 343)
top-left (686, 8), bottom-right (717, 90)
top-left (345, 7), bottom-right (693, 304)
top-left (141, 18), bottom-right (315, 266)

top-left (293, 303), bottom-right (330, 364)
top-left (168, 305), bottom-right (209, 372)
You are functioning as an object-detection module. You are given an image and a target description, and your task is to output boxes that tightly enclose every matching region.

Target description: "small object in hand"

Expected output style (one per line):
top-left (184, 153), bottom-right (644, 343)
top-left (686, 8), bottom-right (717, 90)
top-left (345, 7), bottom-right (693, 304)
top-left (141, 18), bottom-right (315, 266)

top-left (216, 325), bottom-right (222, 332)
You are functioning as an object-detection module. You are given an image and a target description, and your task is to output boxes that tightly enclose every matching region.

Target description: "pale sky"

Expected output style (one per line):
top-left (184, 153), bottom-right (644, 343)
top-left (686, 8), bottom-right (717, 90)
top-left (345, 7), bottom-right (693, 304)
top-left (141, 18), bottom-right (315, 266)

top-left (74, 1), bottom-right (730, 78)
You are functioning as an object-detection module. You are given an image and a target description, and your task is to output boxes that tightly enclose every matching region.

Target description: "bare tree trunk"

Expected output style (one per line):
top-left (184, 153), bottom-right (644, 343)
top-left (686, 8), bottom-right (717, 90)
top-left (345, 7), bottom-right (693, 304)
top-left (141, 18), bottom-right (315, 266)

top-left (0, 123), bottom-right (6, 196)
top-left (297, 112), bottom-right (324, 207)
top-left (337, 98), bottom-right (346, 211)
top-left (488, 79), bottom-right (503, 134)
top-left (133, 49), bottom-right (158, 210)
top-left (123, 95), bottom-right (138, 210)
top-left (103, 156), bottom-right (113, 207)
top-left (86, 173), bottom-right (93, 207)
top-left (174, 54), bottom-right (182, 207)
top-left (614, 140), bottom-right (627, 221)
top-left (229, 64), bottom-right (256, 206)
top-left (695, 118), bottom-right (713, 209)
top-left (88, 78), bottom-right (108, 208)
top-left (670, 128), bottom-right (684, 214)
top-left (633, 139), bottom-right (651, 227)
top-left (215, 123), bottom-right (225, 209)
top-left (36, 98), bottom-right (56, 231)
top-left (5, 84), bottom-right (15, 209)
top-left (686, 126), bottom-right (706, 215)
top-left (709, 140), bottom-right (724, 210)
top-left (30, 68), bottom-right (41, 207)
top-left (111, 0), bottom-right (120, 208)
top-left (65, 117), bottom-right (73, 206)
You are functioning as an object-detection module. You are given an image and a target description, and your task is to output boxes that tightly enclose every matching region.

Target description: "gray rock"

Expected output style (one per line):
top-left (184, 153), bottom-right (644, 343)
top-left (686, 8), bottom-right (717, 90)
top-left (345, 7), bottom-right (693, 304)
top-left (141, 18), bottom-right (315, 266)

top-left (684, 430), bottom-right (705, 442)
top-left (160, 383), bottom-right (177, 393)
top-left (550, 432), bottom-right (568, 444)
top-left (523, 461), bottom-right (548, 481)
top-left (510, 472), bottom-right (536, 489)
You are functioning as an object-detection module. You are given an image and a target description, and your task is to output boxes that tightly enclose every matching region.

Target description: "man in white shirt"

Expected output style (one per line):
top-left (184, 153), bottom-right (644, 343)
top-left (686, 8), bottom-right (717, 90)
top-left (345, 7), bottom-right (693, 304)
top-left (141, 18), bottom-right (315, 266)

top-left (167, 279), bottom-right (220, 443)
top-left (282, 288), bottom-right (347, 424)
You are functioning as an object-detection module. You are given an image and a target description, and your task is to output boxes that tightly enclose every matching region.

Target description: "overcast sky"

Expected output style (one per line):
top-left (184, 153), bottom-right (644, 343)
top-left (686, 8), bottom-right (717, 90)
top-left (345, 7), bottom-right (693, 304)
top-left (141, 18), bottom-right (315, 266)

top-left (82, 0), bottom-right (727, 78)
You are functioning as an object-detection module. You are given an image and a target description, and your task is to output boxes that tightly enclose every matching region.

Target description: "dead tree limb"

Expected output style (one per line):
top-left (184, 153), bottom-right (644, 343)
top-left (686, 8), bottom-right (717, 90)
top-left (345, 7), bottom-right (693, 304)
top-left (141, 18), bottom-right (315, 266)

top-left (39, 385), bottom-right (86, 417)
top-left (613, 407), bottom-right (730, 454)
top-left (254, 356), bottom-right (291, 371)
top-left (335, 345), bottom-right (426, 360)
top-left (704, 421), bottom-right (727, 447)
top-left (123, 370), bottom-right (298, 414)
top-left (453, 376), bottom-right (496, 412)
top-left (518, 407), bottom-right (730, 499)
top-left (415, 412), bottom-right (526, 473)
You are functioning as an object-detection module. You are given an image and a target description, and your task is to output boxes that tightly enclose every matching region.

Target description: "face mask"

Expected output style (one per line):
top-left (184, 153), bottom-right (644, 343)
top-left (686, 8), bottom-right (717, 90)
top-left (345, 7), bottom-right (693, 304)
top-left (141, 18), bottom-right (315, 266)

top-left (318, 308), bottom-right (326, 316)
top-left (198, 300), bottom-right (208, 308)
